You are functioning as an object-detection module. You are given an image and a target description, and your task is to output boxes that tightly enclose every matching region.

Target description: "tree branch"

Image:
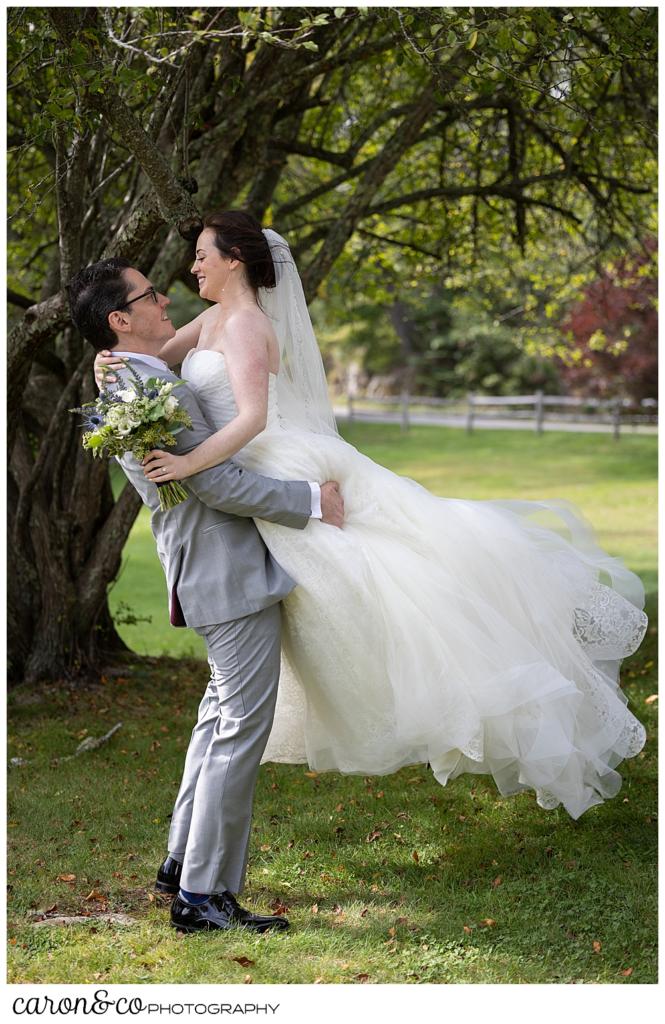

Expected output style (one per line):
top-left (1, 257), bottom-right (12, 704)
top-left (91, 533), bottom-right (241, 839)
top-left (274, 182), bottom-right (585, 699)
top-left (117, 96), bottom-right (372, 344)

top-left (8, 288), bottom-right (37, 309)
top-left (78, 479), bottom-right (143, 632)
top-left (7, 294), bottom-right (70, 452)
top-left (271, 139), bottom-right (354, 168)
top-left (299, 80), bottom-right (443, 297)
top-left (48, 7), bottom-right (200, 235)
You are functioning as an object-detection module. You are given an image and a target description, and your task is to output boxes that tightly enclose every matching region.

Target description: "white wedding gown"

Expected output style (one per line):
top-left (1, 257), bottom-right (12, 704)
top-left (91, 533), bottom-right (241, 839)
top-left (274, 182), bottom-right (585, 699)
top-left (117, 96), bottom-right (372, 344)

top-left (183, 348), bottom-right (647, 820)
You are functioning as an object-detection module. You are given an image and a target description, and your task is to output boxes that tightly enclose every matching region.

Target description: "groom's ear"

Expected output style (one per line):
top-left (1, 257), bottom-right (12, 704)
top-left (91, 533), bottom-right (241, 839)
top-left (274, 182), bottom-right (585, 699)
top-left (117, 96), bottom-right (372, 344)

top-left (108, 309), bottom-right (131, 335)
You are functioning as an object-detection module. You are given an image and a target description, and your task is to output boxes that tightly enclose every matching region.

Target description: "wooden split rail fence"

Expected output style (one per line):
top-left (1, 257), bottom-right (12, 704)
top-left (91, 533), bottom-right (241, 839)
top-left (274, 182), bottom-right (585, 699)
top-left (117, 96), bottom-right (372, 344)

top-left (343, 391), bottom-right (657, 439)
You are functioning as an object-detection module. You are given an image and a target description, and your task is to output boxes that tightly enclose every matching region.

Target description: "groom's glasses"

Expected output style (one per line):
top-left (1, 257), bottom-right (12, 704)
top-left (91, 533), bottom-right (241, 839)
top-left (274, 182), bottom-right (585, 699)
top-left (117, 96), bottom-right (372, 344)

top-left (120, 285), bottom-right (158, 309)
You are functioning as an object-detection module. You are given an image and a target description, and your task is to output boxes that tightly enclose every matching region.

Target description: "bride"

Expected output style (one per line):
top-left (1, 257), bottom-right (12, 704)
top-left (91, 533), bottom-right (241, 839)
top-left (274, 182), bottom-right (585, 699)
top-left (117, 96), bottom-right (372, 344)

top-left (95, 210), bottom-right (648, 821)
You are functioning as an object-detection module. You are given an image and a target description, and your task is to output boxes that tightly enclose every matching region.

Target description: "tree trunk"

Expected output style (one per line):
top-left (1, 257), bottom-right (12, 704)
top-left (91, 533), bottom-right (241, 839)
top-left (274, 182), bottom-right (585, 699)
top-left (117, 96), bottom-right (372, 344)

top-left (8, 353), bottom-right (142, 686)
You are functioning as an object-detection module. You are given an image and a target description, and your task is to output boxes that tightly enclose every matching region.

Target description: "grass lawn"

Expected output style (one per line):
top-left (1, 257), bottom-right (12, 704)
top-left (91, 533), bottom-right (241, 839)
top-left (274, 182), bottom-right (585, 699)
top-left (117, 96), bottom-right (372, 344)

top-left (7, 425), bottom-right (657, 984)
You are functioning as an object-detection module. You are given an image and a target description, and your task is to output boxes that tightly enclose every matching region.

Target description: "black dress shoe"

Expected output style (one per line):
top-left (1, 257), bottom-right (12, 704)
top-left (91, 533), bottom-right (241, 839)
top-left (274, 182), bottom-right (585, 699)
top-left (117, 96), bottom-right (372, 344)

top-left (155, 856), bottom-right (182, 894)
top-left (170, 891), bottom-right (290, 934)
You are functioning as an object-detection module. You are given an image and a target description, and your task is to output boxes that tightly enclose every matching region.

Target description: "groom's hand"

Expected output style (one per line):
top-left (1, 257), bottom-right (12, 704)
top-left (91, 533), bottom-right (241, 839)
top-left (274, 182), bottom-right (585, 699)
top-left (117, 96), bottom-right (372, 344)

top-left (320, 481), bottom-right (344, 528)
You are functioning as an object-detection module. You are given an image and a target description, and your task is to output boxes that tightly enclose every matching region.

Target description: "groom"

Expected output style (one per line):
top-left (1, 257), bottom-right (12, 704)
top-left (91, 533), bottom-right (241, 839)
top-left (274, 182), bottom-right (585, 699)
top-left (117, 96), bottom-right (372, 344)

top-left (67, 257), bottom-right (344, 934)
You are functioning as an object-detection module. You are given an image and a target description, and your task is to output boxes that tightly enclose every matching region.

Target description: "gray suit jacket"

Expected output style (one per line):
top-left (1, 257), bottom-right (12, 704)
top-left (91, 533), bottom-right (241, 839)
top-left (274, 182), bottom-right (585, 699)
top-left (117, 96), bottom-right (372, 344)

top-left (112, 355), bottom-right (312, 627)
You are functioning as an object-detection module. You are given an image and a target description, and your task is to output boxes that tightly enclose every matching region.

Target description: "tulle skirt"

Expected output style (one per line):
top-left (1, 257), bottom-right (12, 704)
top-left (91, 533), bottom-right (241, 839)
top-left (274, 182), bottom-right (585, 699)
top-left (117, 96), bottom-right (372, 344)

top-left (236, 424), bottom-right (647, 820)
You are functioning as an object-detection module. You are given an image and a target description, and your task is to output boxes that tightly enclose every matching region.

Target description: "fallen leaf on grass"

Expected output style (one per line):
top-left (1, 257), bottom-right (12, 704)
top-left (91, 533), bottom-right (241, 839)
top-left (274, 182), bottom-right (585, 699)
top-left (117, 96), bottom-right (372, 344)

top-left (387, 926), bottom-right (396, 938)
top-left (366, 830), bottom-right (382, 843)
top-left (620, 967), bottom-right (633, 977)
top-left (243, 975), bottom-right (252, 984)
top-left (57, 874), bottom-right (76, 883)
top-left (260, 844), bottom-right (271, 852)
top-left (479, 918), bottom-right (496, 928)
top-left (311, 903), bottom-right (319, 915)
top-left (304, 771), bottom-right (318, 779)
top-left (85, 890), bottom-right (105, 901)
top-left (270, 900), bottom-right (289, 916)
top-left (232, 956), bottom-right (255, 968)
top-left (645, 694), bottom-right (658, 705)
top-left (492, 876), bottom-right (502, 888)
top-left (354, 973), bottom-right (369, 983)
top-left (592, 940), bottom-right (602, 953)
top-left (360, 908), bottom-right (369, 918)
top-left (463, 925), bottom-right (472, 935)
top-left (412, 850), bottom-right (419, 863)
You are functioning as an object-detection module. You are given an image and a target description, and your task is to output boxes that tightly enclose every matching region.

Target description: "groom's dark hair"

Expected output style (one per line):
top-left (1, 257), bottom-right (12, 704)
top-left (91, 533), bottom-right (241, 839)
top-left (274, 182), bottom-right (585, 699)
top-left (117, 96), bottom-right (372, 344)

top-left (67, 258), bottom-right (133, 351)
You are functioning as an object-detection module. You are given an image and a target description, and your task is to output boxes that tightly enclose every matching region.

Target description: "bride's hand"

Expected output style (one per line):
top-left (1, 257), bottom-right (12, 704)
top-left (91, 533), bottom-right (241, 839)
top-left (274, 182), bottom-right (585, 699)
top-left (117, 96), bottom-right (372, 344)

top-left (94, 349), bottom-right (126, 388)
top-left (142, 449), bottom-right (192, 483)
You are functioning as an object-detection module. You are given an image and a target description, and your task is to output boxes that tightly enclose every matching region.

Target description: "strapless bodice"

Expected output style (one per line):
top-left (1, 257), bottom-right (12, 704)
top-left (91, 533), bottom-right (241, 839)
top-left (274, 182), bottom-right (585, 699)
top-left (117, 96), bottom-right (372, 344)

top-left (182, 348), bottom-right (280, 431)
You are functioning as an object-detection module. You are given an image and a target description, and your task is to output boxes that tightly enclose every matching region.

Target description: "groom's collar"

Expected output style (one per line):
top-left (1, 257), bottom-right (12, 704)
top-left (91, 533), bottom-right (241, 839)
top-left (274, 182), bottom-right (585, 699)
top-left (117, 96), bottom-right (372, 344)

top-left (113, 351), bottom-right (170, 374)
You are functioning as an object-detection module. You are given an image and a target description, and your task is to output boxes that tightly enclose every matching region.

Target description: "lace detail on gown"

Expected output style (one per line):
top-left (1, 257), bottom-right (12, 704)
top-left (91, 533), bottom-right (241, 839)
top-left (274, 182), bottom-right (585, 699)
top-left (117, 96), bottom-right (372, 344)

top-left (573, 580), bottom-right (648, 658)
top-left (182, 348), bottom-right (648, 819)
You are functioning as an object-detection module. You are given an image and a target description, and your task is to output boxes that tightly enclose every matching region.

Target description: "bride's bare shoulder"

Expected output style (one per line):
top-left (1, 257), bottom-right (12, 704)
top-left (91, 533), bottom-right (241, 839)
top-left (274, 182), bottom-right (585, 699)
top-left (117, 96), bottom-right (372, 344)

top-left (226, 305), bottom-right (275, 339)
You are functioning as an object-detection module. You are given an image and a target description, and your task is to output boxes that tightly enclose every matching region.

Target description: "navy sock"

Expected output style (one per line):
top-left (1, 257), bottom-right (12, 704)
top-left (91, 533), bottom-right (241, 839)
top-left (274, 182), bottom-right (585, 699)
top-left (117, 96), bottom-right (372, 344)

top-left (179, 888), bottom-right (210, 905)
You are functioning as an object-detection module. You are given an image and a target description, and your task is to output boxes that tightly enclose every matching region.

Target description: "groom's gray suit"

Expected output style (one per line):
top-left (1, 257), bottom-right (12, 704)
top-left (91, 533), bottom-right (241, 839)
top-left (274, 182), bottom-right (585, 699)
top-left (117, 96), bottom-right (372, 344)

top-left (113, 354), bottom-right (312, 895)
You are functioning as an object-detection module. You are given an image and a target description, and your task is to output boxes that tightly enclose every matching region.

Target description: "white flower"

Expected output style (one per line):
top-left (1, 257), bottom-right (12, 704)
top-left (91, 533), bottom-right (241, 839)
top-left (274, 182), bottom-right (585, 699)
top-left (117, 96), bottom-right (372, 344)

top-left (163, 396), bottom-right (178, 417)
top-left (116, 389), bottom-right (135, 403)
top-left (106, 406), bottom-right (124, 426)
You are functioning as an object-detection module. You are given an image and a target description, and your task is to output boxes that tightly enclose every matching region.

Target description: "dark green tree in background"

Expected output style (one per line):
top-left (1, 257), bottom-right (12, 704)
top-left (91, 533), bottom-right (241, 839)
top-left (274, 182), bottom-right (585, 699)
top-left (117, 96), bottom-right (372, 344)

top-left (7, 6), bottom-right (657, 683)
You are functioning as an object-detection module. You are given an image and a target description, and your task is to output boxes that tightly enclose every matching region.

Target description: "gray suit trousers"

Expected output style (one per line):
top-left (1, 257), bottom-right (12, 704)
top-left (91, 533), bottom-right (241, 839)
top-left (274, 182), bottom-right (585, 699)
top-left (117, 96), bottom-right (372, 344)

top-left (167, 603), bottom-right (282, 895)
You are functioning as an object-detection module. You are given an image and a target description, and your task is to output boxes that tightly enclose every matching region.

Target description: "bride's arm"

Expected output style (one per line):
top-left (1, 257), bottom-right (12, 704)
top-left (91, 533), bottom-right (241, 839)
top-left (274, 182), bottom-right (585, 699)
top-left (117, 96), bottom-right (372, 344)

top-left (142, 312), bottom-right (271, 483)
top-left (156, 305), bottom-right (216, 366)
top-left (92, 306), bottom-right (216, 385)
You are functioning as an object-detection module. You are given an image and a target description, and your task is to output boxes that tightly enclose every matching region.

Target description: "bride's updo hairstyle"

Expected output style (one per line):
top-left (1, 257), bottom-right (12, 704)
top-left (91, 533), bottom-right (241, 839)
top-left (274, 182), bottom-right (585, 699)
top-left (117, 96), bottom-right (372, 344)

top-left (203, 210), bottom-right (276, 291)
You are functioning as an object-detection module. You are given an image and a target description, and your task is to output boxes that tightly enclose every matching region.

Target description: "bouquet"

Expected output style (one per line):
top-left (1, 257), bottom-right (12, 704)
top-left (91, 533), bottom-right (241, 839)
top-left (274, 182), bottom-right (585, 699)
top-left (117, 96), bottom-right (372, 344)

top-left (72, 360), bottom-right (193, 510)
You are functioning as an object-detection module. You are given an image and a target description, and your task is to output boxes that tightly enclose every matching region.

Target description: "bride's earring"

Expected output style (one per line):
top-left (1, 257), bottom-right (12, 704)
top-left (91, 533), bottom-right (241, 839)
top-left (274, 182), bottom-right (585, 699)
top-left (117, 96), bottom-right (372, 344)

top-left (220, 263), bottom-right (233, 295)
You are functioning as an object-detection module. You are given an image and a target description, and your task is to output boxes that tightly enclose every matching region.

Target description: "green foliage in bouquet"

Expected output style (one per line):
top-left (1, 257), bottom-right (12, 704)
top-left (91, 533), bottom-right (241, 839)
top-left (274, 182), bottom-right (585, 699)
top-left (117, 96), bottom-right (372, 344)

top-left (72, 360), bottom-right (193, 510)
